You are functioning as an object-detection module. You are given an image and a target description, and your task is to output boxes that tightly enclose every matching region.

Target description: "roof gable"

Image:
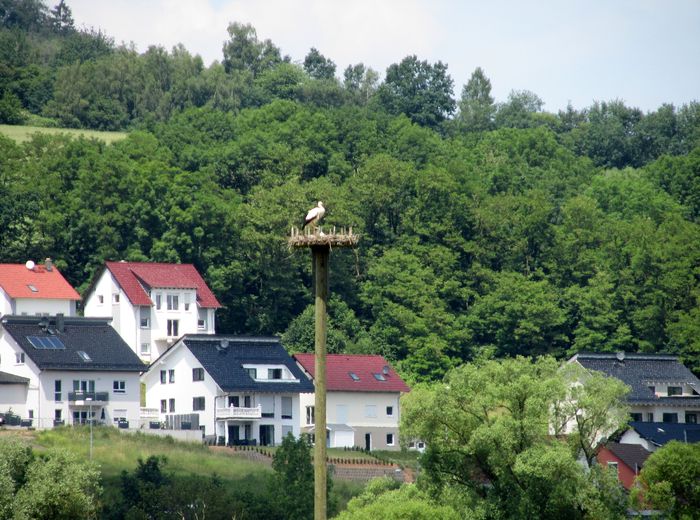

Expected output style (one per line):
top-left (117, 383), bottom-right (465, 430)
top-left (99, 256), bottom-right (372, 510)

top-left (294, 354), bottom-right (410, 393)
top-left (162, 335), bottom-right (314, 393)
top-left (572, 353), bottom-right (700, 403)
top-left (2, 316), bottom-right (145, 372)
top-left (104, 261), bottom-right (221, 308)
top-left (627, 421), bottom-right (700, 446)
top-left (0, 264), bottom-right (80, 301)
top-left (605, 442), bottom-right (651, 471)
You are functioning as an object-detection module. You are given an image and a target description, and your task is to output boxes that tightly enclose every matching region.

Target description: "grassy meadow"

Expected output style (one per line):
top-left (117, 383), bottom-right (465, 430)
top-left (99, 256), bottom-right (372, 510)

top-left (0, 124), bottom-right (127, 144)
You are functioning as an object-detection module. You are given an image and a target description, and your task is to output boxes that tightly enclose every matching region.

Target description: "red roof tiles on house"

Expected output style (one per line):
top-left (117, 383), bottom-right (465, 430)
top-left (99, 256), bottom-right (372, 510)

top-left (105, 261), bottom-right (221, 308)
top-left (0, 264), bottom-right (80, 300)
top-left (294, 353), bottom-right (410, 393)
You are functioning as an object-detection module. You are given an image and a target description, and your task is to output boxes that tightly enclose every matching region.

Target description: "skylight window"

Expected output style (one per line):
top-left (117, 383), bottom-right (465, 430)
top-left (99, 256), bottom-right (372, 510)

top-left (27, 336), bottom-right (65, 350)
top-left (77, 351), bottom-right (92, 362)
top-left (349, 372), bottom-right (360, 381)
top-left (373, 373), bottom-right (386, 381)
top-left (27, 284), bottom-right (38, 293)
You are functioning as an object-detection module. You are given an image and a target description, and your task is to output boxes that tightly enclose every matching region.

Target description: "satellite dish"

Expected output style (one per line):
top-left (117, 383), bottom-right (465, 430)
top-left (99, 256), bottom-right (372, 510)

top-left (25, 260), bottom-right (35, 270)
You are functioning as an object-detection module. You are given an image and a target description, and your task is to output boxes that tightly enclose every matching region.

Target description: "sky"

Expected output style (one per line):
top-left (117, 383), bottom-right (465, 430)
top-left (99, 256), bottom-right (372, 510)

top-left (65, 0), bottom-right (700, 113)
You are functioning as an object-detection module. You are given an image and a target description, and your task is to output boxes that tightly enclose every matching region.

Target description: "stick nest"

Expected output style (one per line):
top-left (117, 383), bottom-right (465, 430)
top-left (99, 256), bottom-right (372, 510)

top-left (288, 226), bottom-right (360, 249)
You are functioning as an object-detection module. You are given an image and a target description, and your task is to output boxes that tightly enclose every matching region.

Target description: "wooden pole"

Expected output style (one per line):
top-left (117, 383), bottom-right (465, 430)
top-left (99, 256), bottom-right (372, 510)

top-left (313, 245), bottom-right (329, 520)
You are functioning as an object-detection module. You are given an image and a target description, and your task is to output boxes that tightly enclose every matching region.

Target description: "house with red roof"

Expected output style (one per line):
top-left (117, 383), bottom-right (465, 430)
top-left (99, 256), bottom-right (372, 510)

top-left (0, 259), bottom-right (80, 317)
top-left (596, 442), bottom-right (651, 490)
top-left (293, 354), bottom-right (410, 451)
top-left (83, 262), bottom-right (221, 361)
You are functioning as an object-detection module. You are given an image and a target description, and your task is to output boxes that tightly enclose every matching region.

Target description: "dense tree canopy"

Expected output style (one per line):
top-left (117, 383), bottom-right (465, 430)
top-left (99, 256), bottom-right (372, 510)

top-left (0, 4), bottom-right (699, 383)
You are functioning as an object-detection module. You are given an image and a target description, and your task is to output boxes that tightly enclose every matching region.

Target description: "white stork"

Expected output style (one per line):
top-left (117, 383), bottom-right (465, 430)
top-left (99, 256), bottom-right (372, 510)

top-left (302, 201), bottom-right (325, 229)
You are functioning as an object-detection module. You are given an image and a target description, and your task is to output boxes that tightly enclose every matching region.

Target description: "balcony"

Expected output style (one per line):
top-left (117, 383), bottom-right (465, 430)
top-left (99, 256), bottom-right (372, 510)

top-left (216, 405), bottom-right (262, 420)
top-left (68, 391), bottom-right (109, 405)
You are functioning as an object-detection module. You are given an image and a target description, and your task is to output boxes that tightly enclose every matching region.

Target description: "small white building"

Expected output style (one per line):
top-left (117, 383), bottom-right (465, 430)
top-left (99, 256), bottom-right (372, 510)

top-left (83, 261), bottom-right (220, 363)
top-left (142, 335), bottom-right (315, 444)
top-left (293, 354), bottom-right (410, 451)
top-left (0, 260), bottom-right (80, 317)
top-left (0, 315), bottom-right (144, 428)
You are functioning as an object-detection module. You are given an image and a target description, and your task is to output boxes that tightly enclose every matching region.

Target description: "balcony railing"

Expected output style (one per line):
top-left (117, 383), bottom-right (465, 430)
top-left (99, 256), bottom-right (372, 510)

top-left (216, 405), bottom-right (262, 420)
top-left (68, 391), bottom-right (109, 403)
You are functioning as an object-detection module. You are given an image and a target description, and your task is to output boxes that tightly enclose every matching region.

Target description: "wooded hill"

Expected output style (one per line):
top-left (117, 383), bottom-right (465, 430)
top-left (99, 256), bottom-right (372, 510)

top-left (2, 0), bottom-right (699, 382)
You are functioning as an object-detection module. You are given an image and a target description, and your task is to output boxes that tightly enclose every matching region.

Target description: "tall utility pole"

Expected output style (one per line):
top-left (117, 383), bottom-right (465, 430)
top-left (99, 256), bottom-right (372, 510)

top-left (289, 225), bottom-right (358, 520)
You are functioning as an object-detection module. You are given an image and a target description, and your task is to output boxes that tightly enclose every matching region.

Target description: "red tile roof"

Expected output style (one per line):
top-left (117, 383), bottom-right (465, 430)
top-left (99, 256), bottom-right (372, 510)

top-left (294, 354), bottom-right (410, 393)
top-left (0, 264), bottom-right (80, 300)
top-left (105, 261), bottom-right (221, 308)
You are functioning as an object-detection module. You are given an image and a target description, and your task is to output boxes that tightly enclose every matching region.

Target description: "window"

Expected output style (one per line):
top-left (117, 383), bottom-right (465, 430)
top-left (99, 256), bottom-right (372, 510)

top-left (365, 405), bottom-right (377, 418)
top-left (243, 395), bottom-right (251, 408)
top-left (668, 386), bottom-right (682, 396)
top-left (648, 386), bottom-right (656, 395)
top-left (686, 413), bottom-right (698, 424)
top-left (193, 397), bottom-right (205, 411)
top-left (663, 413), bottom-right (678, 423)
top-left (647, 413), bottom-right (654, 422)
top-left (281, 397), bottom-right (293, 419)
top-left (246, 368), bottom-right (257, 380)
top-left (198, 319), bottom-right (206, 329)
top-left (184, 294), bottom-right (191, 311)
top-left (98, 294), bottom-right (104, 304)
top-left (167, 319), bottom-right (179, 337)
top-left (168, 369), bottom-right (175, 384)
top-left (112, 293), bottom-right (120, 303)
top-left (198, 309), bottom-right (207, 330)
top-left (28, 410), bottom-right (33, 419)
top-left (306, 406), bottom-right (315, 425)
top-left (169, 399), bottom-right (175, 413)
top-left (139, 307), bottom-right (150, 328)
top-left (167, 294), bottom-right (179, 310)
top-left (192, 368), bottom-right (204, 381)
top-left (630, 413), bottom-right (642, 422)
top-left (55, 409), bottom-right (62, 420)
top-left (373, 373), bottom-right (386, 381)
top-left (160, 370), bottom-right (167, 384)
top-left (73, 380), bottom-right (95, 393)
top-left (228, 396), bottom-right (239, 407)
top-left (113, 409), bottom-right (127, 423)
top-left (268, 368), bottom-right (283, 380)
top-left (27, 284), bottom-right (38, 293)
top-left (156, 294), bottom-right (162, 310)
top-left (386, 433), bottom-right (395, 446)
top-left (349, 372), bottom-right (360, 381)
top-left (54, 380), bottom-right (62, 401)
top-left (160, 399), bottom-right (167, 413)
top-left (261, 395), bottom-right (274, 418)
top-left (140, 343), bottom-right (150, 355)
top-left (607, 461), bottom-right (619, 476)
top-left (113, 380), bottom-right (126, 393)
top-left (77, 351), bottom-right (91, 362)
top-left (386, 406), bottom-right (394, 417)
top-left (15, 352), bottom-right (25, 364)
top-left (282, 425), bottom-right (293, 439)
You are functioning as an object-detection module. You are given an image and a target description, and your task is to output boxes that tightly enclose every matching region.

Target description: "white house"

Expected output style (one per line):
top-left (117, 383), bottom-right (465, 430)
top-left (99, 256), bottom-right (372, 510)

top-left (293, 354), bottom-right (410, 451)
top-left (0, 260), bottom-right (80, 317)
top-left (570, 352), bottom-right (700, 424)
top-left (142, 335), bottom-right (315, 445)
top-left (83, 261), bottom-right (220, 362)
top-left (0, 315), bottom-right (144, 428)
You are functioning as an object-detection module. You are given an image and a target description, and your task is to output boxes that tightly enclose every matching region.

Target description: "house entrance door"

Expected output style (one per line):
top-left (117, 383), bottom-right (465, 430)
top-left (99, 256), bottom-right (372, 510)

top-left (259, 425), bottom-right (274, 446)
top-left (228, 425), bottom-right (239, 444)
top-left (365, 433), bottom-right (371, 451)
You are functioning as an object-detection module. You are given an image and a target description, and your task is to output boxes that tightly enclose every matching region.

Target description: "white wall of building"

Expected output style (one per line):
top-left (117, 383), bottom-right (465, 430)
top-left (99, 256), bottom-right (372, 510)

top-left (299, 391), bottom-right (401, 429)
top-left (0, 288), bottom-right (75, 317)
top-left (85, 271), bottom-right (216, 363)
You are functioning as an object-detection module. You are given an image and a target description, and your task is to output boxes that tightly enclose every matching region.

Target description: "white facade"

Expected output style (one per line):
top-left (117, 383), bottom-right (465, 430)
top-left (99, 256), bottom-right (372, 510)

top-left (299, 391), bottom-right (402, 450)
top-left (142, 344), bottom-right (302, 444)
top-left (0, 289), bottom-right (76, 317)
top-left (0, 329), bottom-right (140, 428)
top-left (84, 270), bottom-right (216, 362)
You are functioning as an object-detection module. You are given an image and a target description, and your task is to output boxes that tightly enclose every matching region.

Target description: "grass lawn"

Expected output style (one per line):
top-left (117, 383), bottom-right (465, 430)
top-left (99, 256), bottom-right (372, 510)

top-left (0, 124), bottom-right (127, 144)
top-left (34, 426), bottom-right (268, 480)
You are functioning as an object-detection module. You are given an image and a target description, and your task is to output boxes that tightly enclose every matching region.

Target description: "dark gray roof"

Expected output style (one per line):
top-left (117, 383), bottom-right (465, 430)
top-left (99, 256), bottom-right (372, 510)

top-left (605, 442), bottom-right (651, 471)
top-left (0, 371), bottom-right (29, 384)
top-left (172, 335), bottom-right (314, 394)
top-left (2, 316), bottom-right (145, 372)
top-left (573, 352), bottom-right (700, 404)
top-left (627, 421), bottom-right (700, 446)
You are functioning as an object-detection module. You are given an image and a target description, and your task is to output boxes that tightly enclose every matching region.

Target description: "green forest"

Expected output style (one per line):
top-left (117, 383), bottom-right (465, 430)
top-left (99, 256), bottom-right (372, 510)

top-left (2, 0), bottom-right (700, 384)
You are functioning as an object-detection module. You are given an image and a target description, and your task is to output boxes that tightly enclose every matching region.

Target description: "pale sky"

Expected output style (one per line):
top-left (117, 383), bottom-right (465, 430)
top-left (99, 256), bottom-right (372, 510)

top-left (65, 0), bottom-right (699, 113)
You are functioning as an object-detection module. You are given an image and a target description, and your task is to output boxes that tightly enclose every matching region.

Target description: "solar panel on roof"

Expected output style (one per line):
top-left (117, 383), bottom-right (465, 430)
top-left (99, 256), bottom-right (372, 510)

top-left (27, 336), bottom-right (65, 349)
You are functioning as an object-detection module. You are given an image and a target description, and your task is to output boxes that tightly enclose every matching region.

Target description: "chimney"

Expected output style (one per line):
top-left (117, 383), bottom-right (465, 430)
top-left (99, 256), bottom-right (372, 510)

top-left (45, 258), bottom-right (53, 271)
top-left (56, 313), bottom-right (65, 333)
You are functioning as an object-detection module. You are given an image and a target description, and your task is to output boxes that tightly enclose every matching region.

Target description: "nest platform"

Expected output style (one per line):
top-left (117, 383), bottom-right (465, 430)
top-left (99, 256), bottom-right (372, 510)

top-left (288, 226), bottom-right (360, 249)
